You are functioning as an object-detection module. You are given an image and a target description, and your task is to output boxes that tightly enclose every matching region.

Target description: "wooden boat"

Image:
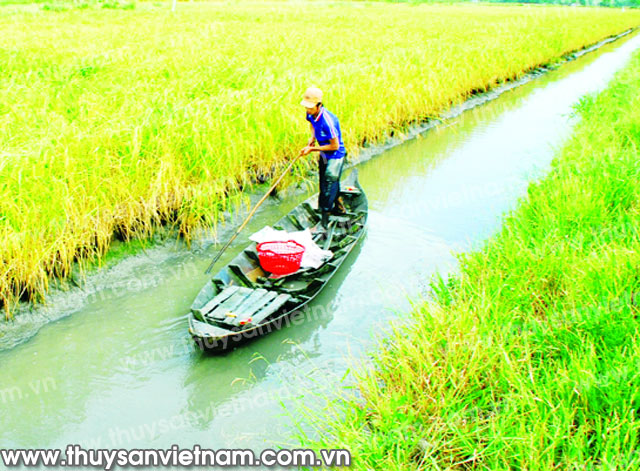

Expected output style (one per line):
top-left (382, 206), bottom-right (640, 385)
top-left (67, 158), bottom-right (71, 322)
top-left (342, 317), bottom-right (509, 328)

top-left (188, 169), bottom-right (368, 353)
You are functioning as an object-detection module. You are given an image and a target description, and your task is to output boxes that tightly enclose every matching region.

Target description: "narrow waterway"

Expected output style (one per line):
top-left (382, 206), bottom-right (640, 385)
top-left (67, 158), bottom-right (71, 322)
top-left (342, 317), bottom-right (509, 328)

top-left (2, 32), bottom-right (640, 466)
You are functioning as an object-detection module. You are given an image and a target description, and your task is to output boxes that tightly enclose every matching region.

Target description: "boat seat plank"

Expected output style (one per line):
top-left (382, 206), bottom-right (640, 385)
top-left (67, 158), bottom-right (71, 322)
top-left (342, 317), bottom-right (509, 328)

top-left (297, 262), bottom-right (333, 279)
top-left (287, 214), bottom-right (305, 230)
top-left (229, 264), bottom-right (255, 288)
top-left (323, 221), bottom-right (336, 250)
top-left (314, 271), bottom-right (335, 283)
top-left (273, 278), bottom-right (312, 293)
top-left (229, 290), bottom-right (279, 327)
top-left (269, 265), bottom-right (314, 283)
top-left (243, 247), bottom-right (260, 263)
top-left (212, 278), bottom-right (228, 293)
top-left (247, 293), bottom-right (291, 326)
top-left (189, 318), bottom-right (233, 338)
top-left (291, 207), bottom-right (315, 229)
top-left (301, 202), bottom-right (320, 222)
top-left (336, 234), bottom-right (357, 249)
top-left (206, 287), bottom-right (254, 320)
top-left (192, 286), bottom-right (240, 319)
top-left (348, 222), bottom-right (364, 235)
top-left (329, 215), bottom-right (352, 224)
top-left (233, 289), bottom-right (272, 315)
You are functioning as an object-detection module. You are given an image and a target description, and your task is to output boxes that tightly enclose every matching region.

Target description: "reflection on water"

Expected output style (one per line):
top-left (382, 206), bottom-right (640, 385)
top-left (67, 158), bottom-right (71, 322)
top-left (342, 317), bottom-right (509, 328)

top-left (1, 32), bottom-right (639, 460)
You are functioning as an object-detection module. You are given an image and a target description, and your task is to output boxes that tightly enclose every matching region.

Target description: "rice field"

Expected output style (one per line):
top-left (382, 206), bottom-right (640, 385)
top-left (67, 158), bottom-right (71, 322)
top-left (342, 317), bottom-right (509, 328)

top-left (303, 46), bottom-right (640, 469)
top-left (1, 2), bottom-right (640, 315)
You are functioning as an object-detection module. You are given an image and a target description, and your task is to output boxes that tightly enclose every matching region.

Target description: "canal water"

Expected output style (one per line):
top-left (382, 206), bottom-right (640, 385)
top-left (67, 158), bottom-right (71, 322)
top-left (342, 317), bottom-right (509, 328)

top-left (2, 32), bottom-right (639, 466)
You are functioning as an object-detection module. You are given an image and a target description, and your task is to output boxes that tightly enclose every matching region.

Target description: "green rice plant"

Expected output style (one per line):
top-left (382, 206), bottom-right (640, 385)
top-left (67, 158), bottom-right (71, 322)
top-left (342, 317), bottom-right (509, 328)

top-left (303, 46), bottom-right (640, 470)
top-left (1, 2), bottom-right (640, 316)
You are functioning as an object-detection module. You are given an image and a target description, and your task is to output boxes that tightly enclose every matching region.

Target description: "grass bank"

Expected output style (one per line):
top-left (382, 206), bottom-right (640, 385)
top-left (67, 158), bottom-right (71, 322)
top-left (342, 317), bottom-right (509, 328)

top-left (303, 45), bottom-right (640, 469)
top-left (2, 2), bottom-right (640, 315)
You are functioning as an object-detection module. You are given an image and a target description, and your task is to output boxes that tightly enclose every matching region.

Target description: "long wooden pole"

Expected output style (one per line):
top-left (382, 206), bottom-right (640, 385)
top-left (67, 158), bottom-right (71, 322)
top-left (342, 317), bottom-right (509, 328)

top-left (204, 154), bottom-right (303, 274)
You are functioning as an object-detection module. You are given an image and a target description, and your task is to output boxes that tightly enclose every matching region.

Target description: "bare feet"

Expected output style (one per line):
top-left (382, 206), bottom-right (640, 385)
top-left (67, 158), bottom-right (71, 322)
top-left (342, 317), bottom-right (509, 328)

top-left (332, 197), bottom-right (346, 215)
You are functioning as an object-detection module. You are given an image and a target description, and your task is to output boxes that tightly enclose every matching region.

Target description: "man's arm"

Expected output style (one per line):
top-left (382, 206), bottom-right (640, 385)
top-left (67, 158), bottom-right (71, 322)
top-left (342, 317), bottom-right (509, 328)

top-left (300, 122), bottom-right (317, 156)
top-left (300, 138), bottom-right (339, 156)
top-left (308, 137), bottom-right (339, 153)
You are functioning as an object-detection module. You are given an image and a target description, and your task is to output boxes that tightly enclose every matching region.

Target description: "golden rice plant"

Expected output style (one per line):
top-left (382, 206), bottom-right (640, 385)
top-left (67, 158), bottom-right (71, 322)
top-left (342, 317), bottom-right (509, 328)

top-left (1, 1), bottom-right (639, 316)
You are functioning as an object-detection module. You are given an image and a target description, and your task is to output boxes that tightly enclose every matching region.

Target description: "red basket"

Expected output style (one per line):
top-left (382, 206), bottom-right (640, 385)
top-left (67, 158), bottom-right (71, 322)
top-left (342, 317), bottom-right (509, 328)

top-left (256, 240), bottom-right (306, 275)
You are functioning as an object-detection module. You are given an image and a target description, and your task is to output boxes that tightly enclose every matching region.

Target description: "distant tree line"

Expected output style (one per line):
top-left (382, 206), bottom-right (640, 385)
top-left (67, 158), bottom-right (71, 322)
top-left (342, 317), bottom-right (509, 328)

top-left (489, 0), bottom-right (639, 7)
top-left (379, 0), bottom-right (639, 6)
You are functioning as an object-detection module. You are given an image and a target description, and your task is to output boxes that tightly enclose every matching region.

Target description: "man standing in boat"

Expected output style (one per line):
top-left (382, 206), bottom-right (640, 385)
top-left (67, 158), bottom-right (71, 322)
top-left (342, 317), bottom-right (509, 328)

top-left (299, 86), bottom-right (346, 232)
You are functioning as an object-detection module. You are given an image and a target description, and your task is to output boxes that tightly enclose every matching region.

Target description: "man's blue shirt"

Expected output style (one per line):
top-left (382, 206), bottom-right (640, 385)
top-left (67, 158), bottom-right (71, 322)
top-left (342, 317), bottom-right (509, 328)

top-left (306, 107), bottom-right (346, 160)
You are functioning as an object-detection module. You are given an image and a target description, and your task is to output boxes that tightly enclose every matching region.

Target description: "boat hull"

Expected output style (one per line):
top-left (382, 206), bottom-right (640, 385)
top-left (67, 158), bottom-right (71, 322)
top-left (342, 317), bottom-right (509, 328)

top-left (188, 169), bottom-right (368, 353)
